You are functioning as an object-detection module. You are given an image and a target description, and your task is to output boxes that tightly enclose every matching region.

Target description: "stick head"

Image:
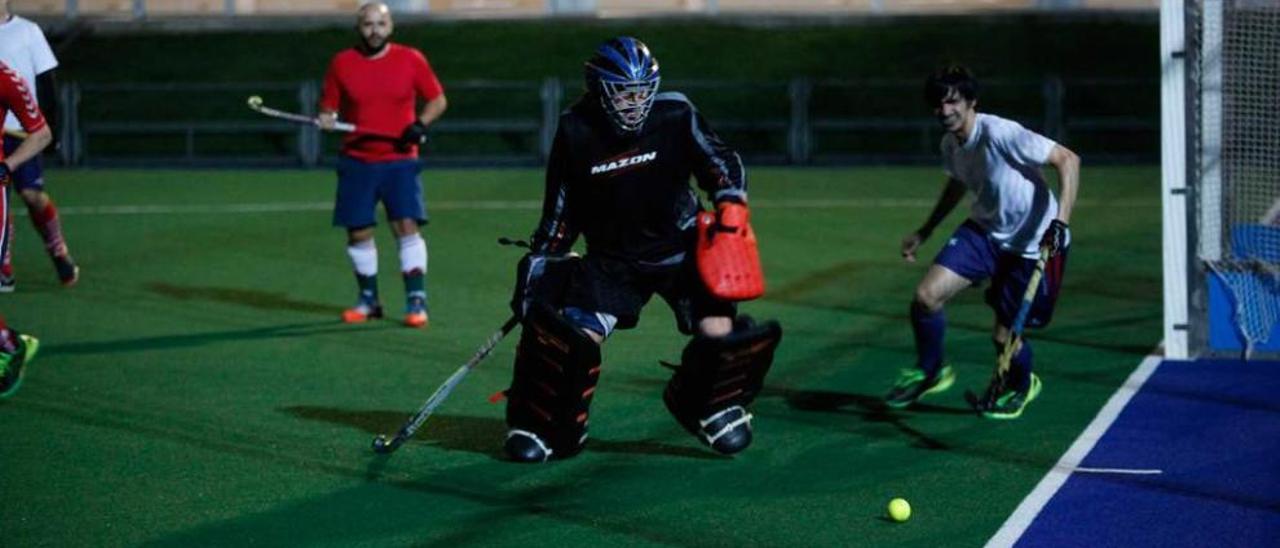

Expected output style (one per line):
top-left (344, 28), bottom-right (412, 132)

top-left (246, 95), bottom-right (264, 109)
top-left (371, 434), bottom-right (394, 454)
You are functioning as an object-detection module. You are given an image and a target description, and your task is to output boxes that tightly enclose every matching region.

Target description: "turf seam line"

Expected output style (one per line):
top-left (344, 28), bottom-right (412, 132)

top-left (984, 351), bottom-right (1164, 548)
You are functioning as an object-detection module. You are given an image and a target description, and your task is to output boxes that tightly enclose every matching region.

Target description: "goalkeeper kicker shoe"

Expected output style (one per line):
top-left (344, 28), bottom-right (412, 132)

top-left (884, 365), bottom-right (955, 409)
top-left (980, 373), bottom-right (1042, 420)
top-left (504, 429), bottom-right (552, 463)
top-left (0, 334), bottom-right (39, 399)
top-left (0, 272), bottom-right (14, 293)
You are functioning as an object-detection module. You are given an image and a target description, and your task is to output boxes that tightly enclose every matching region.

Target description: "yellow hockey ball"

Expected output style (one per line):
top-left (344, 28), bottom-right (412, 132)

top-left (888, 498), bottom-right (911, 522)
top-left (247, 95), bottom-right (263, 108)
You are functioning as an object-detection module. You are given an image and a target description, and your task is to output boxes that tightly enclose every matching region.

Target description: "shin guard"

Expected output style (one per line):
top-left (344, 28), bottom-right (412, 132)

top-left (505, 304), bottom-right (602, 461)
top-left (664, 317), bottom-right (782, 454)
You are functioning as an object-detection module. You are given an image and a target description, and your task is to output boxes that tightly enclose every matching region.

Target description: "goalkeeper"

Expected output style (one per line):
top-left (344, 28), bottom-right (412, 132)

top-left (501, 37), bottom-right (782, 462)
top-left (887, 66), bottom-right (1079, 419)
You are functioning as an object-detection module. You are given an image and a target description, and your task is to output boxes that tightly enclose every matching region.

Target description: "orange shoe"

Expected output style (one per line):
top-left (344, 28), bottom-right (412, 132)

top-left (342, 303), bottom-right (383, 324)
top-left (404, 311), bottom-right (429, 328)
top-left (404, 295), bottom-right (428, 328)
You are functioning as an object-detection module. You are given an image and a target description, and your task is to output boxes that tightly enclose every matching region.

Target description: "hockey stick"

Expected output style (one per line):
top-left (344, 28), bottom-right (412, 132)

top-left (371, 315), bottom-right (521, 454)
top-left (3, 128), bottom-right (28, 139)
top-left (245, 96), bottom-right (402, 140)
top-left (965, 246), bottom-right (1050, 411)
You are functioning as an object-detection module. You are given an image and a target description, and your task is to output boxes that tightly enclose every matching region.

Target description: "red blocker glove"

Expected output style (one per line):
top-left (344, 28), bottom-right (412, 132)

top-left (696, 202), bottom-right (765, 301)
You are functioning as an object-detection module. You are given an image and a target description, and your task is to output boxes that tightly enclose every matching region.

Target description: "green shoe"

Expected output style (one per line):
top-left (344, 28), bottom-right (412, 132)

top-left (885, 365), bottom-right (955, 409)
top-left (982, 373), bottom-right (1042, 420)
top-left (0, 334), bottom-right (39, 399)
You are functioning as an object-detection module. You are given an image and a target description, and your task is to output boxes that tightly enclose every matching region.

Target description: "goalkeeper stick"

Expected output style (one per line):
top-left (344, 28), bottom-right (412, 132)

top-left (371, 315), bottom-right (521, 454)
top-left (965, 246), bottom-right (1049, 410)
top-left (245, 96), bottom-right (401, 140)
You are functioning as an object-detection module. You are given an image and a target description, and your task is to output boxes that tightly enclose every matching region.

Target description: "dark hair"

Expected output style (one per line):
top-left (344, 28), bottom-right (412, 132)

top-left (924, 65), bottom-right (979, 106)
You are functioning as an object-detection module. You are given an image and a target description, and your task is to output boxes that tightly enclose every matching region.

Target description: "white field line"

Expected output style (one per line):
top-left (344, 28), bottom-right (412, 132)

top-left (1071, 467), bottom-right (1163, 475)
top-left (15, 198), bottom-right (1155, 216)
top-left (984, 353), bottom-right (1165, 548)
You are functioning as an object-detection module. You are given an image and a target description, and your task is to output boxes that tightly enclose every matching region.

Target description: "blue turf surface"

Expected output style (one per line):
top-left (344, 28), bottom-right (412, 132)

top-left (1020, 359), bottom-right (1280, 547)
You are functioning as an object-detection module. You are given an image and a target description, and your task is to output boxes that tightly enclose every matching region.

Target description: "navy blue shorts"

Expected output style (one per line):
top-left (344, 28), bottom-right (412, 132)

top-left (332, 155), bottom-right (426, 229)
top-left (934, 220), bottom-right (1069, 329)
top-left (2, 135), bottom-right (45, 192)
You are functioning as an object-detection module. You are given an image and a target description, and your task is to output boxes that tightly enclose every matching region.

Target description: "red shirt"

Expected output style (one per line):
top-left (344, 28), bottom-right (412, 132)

top-left (320, 43), bottom-right (444, 162)
top-left (0, 60), bottom-right (46, 164)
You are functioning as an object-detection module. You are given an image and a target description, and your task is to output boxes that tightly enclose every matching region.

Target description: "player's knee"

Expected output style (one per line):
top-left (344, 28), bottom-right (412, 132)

top-left (390, 219), bottom-right (420, 237)
top-left (347, 227), bottom-right (375, 244)
top-left (696, 316), bottom-right (733, 338)
top-left (18, 188), bottom-right (46, 208)
top-left (913, 285), bottom-right (946, 312)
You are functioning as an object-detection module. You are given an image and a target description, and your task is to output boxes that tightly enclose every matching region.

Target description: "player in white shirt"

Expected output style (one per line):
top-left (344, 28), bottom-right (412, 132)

top-left (886, 66), bottom-right (1079, 419)
top-left (0, 0), bottom-right (77, 291)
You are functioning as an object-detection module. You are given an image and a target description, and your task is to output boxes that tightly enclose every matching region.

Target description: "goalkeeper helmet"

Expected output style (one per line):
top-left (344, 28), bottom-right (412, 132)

top-left (585, 37), bottom-right (660, 132)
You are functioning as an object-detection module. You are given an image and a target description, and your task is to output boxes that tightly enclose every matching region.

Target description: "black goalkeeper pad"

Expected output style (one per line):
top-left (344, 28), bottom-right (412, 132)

top-left (505, 304), bottom-right (602, 459)
top-left (664, 317), bottom-right (782, 452)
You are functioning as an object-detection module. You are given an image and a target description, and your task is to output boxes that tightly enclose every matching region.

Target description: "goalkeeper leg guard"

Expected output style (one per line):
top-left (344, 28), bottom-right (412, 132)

top-left (664, 316), bottom-right (782, 455)
top-left (504, 304), bottom-right (602, 462)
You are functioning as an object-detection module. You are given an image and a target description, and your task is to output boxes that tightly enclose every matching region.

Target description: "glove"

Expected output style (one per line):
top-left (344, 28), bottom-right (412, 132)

top-left (399, 121), bottom-right (429, 148)
top-left (1039, 219), bottom-right (1069, 257)
top-left (0, 162), bottom-right (10, 186)
top-left (510, 253), bottom-right (545, 320)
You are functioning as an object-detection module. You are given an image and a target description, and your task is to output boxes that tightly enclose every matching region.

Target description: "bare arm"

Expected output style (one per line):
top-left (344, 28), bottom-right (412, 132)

top-left (4, 126), bottom-right (52, 171)
top-left (1046, 144), bottom-right (1080, 223)
top-left (902, 178), bottom-right (967, 262)
top-left (417, 94), bottom-right (448, 127)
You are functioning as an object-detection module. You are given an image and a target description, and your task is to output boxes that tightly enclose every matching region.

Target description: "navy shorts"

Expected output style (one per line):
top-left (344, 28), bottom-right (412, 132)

top-left (934, 220), bottom-right (1069, 329)
top-left (332, 155), bottom-right (426, 229)
top-left (2, 135), bottom-right (45, 192)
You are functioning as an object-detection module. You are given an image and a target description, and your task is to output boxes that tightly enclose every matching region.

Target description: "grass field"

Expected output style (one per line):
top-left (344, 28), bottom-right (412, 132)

top-left (0, 165), bottom-right (1161, 546)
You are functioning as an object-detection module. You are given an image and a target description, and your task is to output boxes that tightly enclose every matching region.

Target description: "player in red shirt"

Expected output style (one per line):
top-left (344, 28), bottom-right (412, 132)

top-left (318, 1), bottom-right (447, 328)
top-left (0, 59), bottom-right (52, 398)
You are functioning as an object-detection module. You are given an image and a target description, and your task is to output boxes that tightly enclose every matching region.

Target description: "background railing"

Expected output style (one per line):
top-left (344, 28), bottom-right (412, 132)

top-left (60, 76), bottom-right (1156, 167)
top-left (19, 0), bottom-right (1157, 18)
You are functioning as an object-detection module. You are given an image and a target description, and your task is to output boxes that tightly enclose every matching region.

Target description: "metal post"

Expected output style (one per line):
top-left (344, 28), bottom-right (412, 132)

top-left (539, 77), bottom-right (562, 163)
top-left (67, 82), bottom-right (82, 166)
top-left (300, 81), bottom-right (320, 167)
top-left (66, 0), bottom-right (79, 19)
top-left (1042, 75), bottom-right (1065, 142)
top-left (788, 78), bottom-right (812, 165)
top-left (133, 0), bottom-right (145, 19)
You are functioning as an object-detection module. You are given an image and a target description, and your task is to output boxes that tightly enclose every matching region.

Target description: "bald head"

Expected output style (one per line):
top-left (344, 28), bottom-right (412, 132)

top-left (356, 2), bottom-right (394, 56)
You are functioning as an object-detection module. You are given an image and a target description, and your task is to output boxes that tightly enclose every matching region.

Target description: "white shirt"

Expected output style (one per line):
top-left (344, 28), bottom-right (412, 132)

top-left (0, 15), bottom-right (57, 131)
top-left (941, 113), bottom-right (1059, 258)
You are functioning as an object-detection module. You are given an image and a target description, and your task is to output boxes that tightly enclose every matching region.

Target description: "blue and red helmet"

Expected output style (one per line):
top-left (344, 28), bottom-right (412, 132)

top-left (585, 37), bottom-right (661, 132)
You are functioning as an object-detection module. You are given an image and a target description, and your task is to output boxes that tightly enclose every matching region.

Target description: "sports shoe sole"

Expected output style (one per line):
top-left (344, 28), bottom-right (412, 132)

top-left (0, 335), bottom-right (39, 399)
top-left (982, 373), bottom-right (1042, 420)
top-left (884, 366), bottom-right (956, 409)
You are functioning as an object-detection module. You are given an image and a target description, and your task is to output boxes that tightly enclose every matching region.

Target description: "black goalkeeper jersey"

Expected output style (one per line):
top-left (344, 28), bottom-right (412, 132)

top-left (528, 92), bottom-right (747, 265)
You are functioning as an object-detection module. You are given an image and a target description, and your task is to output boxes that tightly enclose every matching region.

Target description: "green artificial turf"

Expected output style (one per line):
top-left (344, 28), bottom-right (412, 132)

top-left (0, 165), bottom-right (1160, 546)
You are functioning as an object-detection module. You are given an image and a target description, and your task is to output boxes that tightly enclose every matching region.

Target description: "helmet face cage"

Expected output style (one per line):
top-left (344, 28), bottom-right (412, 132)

top-left (586, 37), bottom-right (660, 132)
